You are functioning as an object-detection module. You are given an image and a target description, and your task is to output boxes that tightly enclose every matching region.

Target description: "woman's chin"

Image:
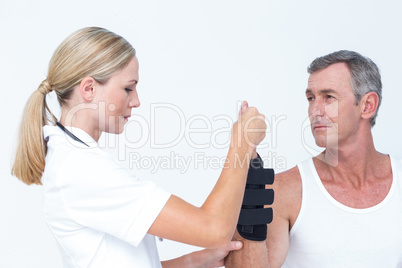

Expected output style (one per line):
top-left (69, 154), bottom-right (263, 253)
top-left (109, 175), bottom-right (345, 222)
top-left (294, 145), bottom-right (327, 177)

top-left (105, 125), bottom-right (125, 135)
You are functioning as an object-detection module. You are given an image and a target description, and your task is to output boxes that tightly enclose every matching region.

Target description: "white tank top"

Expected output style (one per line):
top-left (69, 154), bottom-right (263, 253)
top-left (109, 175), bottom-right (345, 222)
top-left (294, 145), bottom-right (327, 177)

top-left (283, 156), bottom-right (402, 268)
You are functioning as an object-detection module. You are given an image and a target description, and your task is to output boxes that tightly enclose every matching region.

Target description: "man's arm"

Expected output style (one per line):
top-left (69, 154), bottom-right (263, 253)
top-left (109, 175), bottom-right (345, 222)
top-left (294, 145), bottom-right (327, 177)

top-left (225, 168), bottom-right (302, 268)
top-left (224, 230), bottom-right (269, 268)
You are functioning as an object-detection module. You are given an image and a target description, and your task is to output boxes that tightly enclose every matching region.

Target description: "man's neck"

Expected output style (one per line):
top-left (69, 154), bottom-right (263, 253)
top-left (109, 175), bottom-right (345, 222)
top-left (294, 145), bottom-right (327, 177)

top-left (313, 131), bottom-right (392, 209)
top-left (316, 131), bottom-right (386, 184)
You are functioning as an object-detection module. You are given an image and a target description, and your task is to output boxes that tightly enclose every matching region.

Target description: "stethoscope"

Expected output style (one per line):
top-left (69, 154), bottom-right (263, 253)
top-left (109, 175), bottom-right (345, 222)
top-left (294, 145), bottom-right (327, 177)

top-left (56, 121), bottom-right (89, 147)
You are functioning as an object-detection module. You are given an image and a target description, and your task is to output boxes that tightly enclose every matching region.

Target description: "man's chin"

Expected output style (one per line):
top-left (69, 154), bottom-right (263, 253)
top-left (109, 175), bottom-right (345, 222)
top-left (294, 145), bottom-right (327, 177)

top-left (314, 137), bottom-right (338, 149)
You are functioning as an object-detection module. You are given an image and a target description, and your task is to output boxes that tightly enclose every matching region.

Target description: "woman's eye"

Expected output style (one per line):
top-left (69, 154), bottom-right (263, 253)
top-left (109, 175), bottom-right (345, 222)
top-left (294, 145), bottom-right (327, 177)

top-left (125, 88), bottom-right (133, 92)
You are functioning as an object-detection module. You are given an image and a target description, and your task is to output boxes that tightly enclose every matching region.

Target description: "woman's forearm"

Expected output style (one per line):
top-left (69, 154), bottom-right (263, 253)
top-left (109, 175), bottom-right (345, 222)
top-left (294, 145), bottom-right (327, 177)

top-left (162, 241), bottom-right (243, 268)
top-left (148, 105), bottom-right (266, 248)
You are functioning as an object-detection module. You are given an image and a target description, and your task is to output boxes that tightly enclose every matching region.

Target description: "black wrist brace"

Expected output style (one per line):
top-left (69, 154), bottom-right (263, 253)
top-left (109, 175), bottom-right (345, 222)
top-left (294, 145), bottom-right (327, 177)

top-left (237, 154), bottom-right (275, 241)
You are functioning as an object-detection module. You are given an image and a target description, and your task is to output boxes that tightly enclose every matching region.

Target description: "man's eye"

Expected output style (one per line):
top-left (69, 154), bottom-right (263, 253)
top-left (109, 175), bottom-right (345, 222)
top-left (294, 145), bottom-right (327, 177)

top-left (125, 88), bottom-right (133, 92)
top-left (307, 96), bottom-right (314, 102)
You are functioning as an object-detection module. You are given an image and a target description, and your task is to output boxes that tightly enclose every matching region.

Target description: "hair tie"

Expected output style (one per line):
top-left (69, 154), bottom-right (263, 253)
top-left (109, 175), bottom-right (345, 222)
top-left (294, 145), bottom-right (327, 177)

top-left (38, 80), bottom-right (53, 95)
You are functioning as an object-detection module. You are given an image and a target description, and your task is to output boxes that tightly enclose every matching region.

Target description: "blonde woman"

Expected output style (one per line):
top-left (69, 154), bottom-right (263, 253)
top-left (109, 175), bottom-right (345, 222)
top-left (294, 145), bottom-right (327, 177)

top-left (12, 27), bottom-right (266, 267)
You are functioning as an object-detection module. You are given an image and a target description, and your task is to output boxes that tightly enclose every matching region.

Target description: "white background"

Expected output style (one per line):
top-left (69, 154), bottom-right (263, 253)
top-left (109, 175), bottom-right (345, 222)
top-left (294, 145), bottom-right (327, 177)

top-left (1, 0), bottom-right (402, 267)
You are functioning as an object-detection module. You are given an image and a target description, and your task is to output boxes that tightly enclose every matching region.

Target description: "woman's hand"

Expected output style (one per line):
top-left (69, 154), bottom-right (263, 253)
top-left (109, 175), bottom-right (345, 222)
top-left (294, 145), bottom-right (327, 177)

top-left (161, 241), bottom-right (243, 268)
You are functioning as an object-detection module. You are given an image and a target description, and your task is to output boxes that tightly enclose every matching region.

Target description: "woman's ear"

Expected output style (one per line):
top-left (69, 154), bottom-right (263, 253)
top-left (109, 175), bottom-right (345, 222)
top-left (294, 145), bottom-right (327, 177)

top-left (79, 77), bottom-right (97, 102)
top-left (360, 92), bottom-right (379, 120)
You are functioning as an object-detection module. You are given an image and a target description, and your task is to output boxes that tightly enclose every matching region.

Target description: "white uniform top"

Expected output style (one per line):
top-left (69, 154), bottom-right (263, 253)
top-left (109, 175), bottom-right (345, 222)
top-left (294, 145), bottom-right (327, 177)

top-left (283, 156), bottom-right (402, 268)
top-left (42, 125), bottom-right (171, 268)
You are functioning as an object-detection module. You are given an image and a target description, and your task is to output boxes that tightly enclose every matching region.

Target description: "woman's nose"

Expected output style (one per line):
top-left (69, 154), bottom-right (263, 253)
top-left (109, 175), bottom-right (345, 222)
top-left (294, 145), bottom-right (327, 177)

top-left (129, 90), bottom-right (140, 108)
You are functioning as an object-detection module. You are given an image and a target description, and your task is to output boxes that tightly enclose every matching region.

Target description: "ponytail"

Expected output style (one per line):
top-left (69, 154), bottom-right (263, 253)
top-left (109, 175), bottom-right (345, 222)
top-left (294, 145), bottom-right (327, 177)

top-left (11, 80), bottom-right (56, 185)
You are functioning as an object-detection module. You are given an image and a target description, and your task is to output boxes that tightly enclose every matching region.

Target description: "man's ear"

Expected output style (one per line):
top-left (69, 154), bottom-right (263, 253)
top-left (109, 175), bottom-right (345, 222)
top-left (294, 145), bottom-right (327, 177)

top-left (360, 92), bottom-right (379, 120)
top-left (79, 77), bottom-right (97, 102)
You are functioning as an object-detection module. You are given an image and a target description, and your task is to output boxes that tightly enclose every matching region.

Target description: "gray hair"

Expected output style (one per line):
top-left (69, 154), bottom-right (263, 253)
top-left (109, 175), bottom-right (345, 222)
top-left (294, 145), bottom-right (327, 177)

top-left (307, 50), bottom-right (382, 127)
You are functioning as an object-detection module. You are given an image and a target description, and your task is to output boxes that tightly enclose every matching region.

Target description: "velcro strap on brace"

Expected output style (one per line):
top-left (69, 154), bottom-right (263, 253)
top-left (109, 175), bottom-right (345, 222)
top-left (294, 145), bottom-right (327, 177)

top-left (242, 189), bottom-right (274, 206)
top-left (237, 154), bottom-right (275, 241)
top-left (246, 169), bottom-right (275, 185)
top-left (238, 208), bottom-right (273, 225)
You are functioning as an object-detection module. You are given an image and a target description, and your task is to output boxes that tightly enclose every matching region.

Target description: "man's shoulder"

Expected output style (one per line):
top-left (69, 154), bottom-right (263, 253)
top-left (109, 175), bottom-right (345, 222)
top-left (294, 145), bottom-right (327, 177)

top-left (276, 166), bottom-right (301, 186)
top-left (272, 166), bottom-right (303, 224)
top-left (276, 166), bottom-right (301, 179)
top-left (274, 166), bottom-right (302, 199)
top-left (274, 157), bottom-right (315, 187)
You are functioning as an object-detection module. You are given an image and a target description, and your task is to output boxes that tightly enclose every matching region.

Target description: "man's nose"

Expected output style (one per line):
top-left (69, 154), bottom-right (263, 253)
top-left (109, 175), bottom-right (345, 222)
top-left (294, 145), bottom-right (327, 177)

top-left (311, 99), bottom-right (325, 117)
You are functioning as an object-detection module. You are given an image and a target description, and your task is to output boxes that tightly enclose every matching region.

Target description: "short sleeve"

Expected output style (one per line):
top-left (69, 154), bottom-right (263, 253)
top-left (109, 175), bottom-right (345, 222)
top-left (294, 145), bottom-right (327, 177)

top-left (57, 149), bottom-right (171, 246)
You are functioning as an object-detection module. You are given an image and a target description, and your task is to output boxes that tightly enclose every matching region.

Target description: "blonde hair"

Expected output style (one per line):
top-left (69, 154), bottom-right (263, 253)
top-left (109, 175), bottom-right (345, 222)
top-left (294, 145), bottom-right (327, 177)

top-left (12, 27), bottom-right (136, 185)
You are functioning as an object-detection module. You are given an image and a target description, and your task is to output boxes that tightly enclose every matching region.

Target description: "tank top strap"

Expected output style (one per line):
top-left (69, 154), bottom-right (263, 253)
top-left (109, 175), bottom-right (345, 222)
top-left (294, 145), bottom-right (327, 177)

top-left (390, 155), bottom-right (402, 192)
top-left (297, 158), bottom-right (315, 183)
top-left (296, 158), bottom-right (319, 198)
top-left (290, 158), bottom-right (319, 237)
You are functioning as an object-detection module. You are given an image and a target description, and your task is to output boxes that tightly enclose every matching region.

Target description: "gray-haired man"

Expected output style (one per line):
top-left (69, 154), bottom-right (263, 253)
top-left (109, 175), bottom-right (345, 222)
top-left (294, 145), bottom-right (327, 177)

top-left (225, 50), bottom-right (402, 267)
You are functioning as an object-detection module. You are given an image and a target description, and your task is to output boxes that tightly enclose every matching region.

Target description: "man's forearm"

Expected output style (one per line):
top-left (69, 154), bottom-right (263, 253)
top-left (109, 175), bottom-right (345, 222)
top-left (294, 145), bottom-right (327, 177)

top-left (225, 230), bottom-right (269, 268)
